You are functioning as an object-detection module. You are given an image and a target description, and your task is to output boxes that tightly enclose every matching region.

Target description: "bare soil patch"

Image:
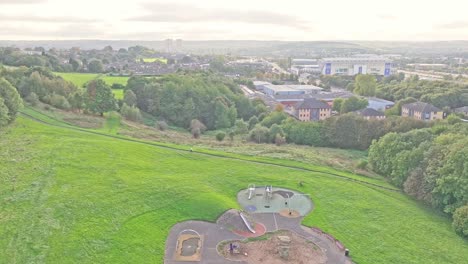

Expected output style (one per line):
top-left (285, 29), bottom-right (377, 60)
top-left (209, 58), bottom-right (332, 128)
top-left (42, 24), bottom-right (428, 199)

top-left (221, 230), bottom-right (326, 264)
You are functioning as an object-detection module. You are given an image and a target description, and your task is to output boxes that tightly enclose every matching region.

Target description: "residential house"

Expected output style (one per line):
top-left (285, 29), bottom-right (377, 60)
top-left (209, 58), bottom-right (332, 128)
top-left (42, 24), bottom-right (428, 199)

top-left (401, 102), bottom-right (444, 121)
top-left (295, 98), bottom-right (331, 121)
top-left (454, 106), bottom-right (468, 117)
top-left (355, 108), bottom-right (386, 120)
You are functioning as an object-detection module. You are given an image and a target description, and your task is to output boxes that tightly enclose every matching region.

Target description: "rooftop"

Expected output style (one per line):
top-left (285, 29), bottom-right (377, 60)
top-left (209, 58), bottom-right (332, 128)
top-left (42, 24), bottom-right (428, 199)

top-left (454, 106), bottom-right (468, 112)
top-left (402, 102), bottom-right (441, 113)
top-left (321, 57), bottom-right (390, 62)
top-left (355, 108), bottom-right (385, 117)
top-left (264, 84), bottom-right (323, 92)
top-left (296, 98), bottom-right (330, 109)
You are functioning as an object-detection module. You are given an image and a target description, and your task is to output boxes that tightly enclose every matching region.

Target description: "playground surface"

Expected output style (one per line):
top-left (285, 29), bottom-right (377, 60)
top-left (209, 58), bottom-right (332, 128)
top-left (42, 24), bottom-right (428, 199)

top-left (164, 186), bottom-right (353, 264)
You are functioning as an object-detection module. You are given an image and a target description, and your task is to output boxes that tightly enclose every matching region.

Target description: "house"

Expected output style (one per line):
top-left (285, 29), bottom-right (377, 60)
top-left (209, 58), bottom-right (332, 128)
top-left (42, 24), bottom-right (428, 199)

top-left (355, 108), bottom-right (386, 120)
top-left (454, 106), bottom-right (468, 117)
top-left (367, 97), bottom-right (394, 111)
top-left (294, 98), bottom-right (331, 121)
top-left (401, 102), bottom-right (444, 121)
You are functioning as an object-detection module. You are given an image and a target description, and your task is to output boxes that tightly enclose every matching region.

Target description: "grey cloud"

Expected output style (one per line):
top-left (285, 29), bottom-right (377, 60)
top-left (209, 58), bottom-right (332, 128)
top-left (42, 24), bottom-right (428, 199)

top-left (377, 14), bottom-right (397, 20)
top-left (0, 0), bottom-right (46, 4)
top-left (127, 2), bottom-right (312, 30)
top-left (437, 20), bottom-right (468, 29)
top-left (0, 14), bottom-right (98, 23)
top-left (0, 24), bottom-right (105, 39)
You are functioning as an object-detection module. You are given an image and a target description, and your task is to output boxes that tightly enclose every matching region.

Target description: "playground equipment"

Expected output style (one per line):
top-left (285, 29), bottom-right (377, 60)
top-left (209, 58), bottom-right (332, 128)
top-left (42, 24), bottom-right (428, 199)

top-left (264, 185), bottom-right (273, 201)
top-left (239, 211), bottom-right (256, 234)
top-left (174, 229), bottom-right (203, 261)
top-left (247, 184), bottom-right (256, 200)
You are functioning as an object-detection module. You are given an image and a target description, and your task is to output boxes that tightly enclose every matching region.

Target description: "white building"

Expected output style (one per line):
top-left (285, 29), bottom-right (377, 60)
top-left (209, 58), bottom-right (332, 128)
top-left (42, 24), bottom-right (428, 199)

top-left (320, 57), bottom-right (393, 76)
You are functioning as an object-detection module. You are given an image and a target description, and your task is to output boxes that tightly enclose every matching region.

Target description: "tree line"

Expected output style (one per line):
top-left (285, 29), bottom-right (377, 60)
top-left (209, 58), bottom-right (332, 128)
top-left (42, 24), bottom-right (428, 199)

top-left (369, 121), bottom-right (468, 238)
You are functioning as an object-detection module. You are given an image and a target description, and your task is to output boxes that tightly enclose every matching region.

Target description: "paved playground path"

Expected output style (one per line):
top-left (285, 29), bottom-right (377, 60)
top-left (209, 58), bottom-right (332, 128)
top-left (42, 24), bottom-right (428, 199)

top-left (164, 210), bottom-right (352, 264)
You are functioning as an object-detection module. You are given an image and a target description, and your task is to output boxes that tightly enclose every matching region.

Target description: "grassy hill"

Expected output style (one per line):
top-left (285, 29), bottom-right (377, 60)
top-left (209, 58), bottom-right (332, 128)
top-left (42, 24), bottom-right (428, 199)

top-left (1, 115), bottom-right (467, 264)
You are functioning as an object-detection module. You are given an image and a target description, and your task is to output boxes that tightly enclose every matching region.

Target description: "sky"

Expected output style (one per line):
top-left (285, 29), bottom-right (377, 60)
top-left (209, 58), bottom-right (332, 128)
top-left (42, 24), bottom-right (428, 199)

top-left (0, 0), bottom-right (467, 41)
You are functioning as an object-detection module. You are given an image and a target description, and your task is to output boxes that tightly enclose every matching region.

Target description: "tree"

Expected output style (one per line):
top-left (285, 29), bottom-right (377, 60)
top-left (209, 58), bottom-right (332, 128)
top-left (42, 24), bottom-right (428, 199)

top-left (340, 96), bottom-right (368, 113)
top-left (216, 132), bottom-right (226, 141)
top-left (249, 125), bottom-right (269, 143)
top-left (214, 100), bottom-right (232, 129)
top-left (275, 133), bottom-right (286, 146)
top-left (354, 74), bottom-right (377, 96)
top-left (120, 103), bottom-right (142, 122)
top-left (123, 90), bottom-right (137, 107)
top-left (235, 119), bottom-right (249, 134)
top-left (85, 79), bottom-right (117, 116)
top-left (0, 78), bottom-right (22, 123)
top-left (453, 205), bottom-right (468, 238)
top-left (269, 124), bottom-right (284, 143)
top-left (190, 119), bottom-right (206, 138)
top-left (260, 111), bottom-right (288, 128)
top-left (332, 98), bottom-right (343, 112)
top-left (248, 116), bottom-right (259, 130)
top-left (0, 98), bottom-right (9, 128)
top-left (88, 59), bottom-right (104, 73)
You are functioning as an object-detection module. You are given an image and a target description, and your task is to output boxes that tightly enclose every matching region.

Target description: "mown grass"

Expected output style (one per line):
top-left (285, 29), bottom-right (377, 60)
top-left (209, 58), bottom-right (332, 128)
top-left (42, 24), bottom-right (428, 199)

top-left (55, 73), bottom-right (129, 99)
top-left (1, 117), bottom-right (467, 264)
top-left (136, 57), bottom-right (167, 64)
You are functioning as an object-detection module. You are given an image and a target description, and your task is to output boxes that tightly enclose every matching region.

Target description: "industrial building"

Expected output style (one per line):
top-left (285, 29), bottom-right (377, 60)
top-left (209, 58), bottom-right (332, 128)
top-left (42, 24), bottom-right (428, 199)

top-left (262, 84), bottom-right (323, 96)
top-left (320, 56), bottom-right (393, 76)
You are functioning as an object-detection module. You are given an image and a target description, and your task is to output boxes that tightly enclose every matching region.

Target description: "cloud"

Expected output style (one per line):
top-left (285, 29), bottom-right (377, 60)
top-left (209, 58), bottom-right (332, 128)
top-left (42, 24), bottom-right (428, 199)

top-left (0, 0), bottom-right (46, 4)
top-left (0, 14), bottom-right (98, 23)
top-left (127, 2), bottom-right (312, 30)
top-left (437, 20), bottom-right (468, 29)
top-left (377, 14), bottom-right (397, 20)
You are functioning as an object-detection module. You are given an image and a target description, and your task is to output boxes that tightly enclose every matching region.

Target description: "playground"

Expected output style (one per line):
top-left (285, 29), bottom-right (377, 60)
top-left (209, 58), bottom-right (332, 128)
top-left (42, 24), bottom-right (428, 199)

top-left (164, 185), bottom-right (353, 264)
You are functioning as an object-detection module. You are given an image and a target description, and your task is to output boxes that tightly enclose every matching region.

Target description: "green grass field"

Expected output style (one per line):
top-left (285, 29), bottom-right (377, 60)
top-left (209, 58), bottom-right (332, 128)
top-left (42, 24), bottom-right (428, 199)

top-left (1, 116), bottom-right (467, 264)
top-left (136, 57), bottom-right (167, 64)
top-left (55, 73), bottom-right (129, 99)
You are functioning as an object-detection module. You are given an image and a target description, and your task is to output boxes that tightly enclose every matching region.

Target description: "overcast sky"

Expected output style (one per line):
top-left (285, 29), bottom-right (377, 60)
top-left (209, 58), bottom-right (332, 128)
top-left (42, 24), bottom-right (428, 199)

top-left (1, 0), bottom-right (467, 41)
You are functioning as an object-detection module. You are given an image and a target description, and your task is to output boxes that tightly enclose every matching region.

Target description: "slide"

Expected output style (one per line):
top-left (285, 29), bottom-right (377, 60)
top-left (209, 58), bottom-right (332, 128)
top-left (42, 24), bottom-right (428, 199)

top-left (239, 211), bottom-right (256, 234)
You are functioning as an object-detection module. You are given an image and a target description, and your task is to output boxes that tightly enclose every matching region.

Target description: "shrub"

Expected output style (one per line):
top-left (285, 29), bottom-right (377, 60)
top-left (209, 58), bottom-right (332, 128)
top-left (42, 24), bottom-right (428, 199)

top-left (190, 119), bottom-right (207, 138)
top-left (356, 159), bottom-right (368, 170)
top-left (249, 125), bottom-right (269, 143)
top-left (274, 134), bottom-right (286, 146)
top-left (216, 132), bottom-right (226, 141)
top-left (120, 103), bottom-right (142, 122)
top-left (25, 92), bottom-right (39, 106)
top-left (453, 205), bottom-right (468, 238)
top-left (269, 124), bottom-right (285, 143)
top-left (248, 116), bottom-right (258, 130)
top-left (49, 94), bottom-right (71, 110)
top-left (228, 130), bottom-right (235, 141)
top-left (235, 119), bottom-right (249, 134)
top-left (156, 121), bottom-right (168, 131)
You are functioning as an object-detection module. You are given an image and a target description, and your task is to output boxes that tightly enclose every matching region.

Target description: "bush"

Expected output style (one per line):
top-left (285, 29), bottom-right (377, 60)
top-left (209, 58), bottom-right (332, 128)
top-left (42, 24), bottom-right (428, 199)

top-left (453, 205), bottom-right (468, 238)
top-left (235, 119), bottom-right (249, 134)
top-left (120, 103), bottom-right (142, 122)
top-left (249, 125), bottom-right (269, 143)
top-left (25, 92), bottom-right (39, 106)
top-left (156, 121), bottom-right (168, 131)
top-left (269, 124), bottom-right (285, 143)
top-left (111, 83), bottom-right (125, 89)
top-left (248, 116), bottom-right (258, 130)
top-left (190, 119), bottom-right (206, 138)
top-left (356, 159), bottom-right (368, 170)
top-left (216, 132), bottom-right (226, 141)
top-left (49, 94), bottom-right (71, 110)
top-left (274, 134), bottom-right (286, 146)
top-left (228, 130), bottom-right (235, 141)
